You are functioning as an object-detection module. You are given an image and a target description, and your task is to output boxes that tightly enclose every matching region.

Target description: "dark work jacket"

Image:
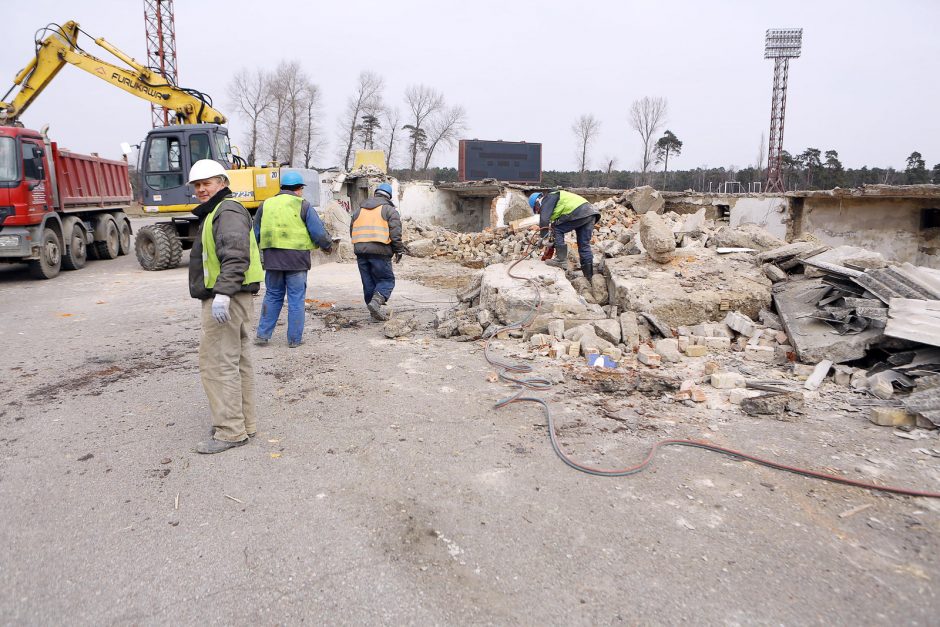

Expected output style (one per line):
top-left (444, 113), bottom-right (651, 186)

top-left (188, 188), bottom-right (261, 300)
top-left (349, 197), bottom-right (406, 257)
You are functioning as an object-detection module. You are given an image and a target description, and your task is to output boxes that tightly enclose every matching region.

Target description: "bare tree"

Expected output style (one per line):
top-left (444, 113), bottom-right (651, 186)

top-left (381, 106), bottom-right (402, 170)
top-left (301, 83), bottom-right (324, 168)
top-left (227, 68), bottom-right (273, 165)
top-left (262, 61), bottom-right (319, 167)
top-left (755, 132), bottom-right (766, 175)
top-left (603, 155), bottom-right (618, 187)
top-left (403, 85), bottom-right (445, 174)
top-left (421, 105), bottom-right (467, 171)
top-left (629, 96), bottom-right (668, 184)
top-left (572, 114), bottom-right (601, 183)
top-left (337, 71), bottom-right (384, 171)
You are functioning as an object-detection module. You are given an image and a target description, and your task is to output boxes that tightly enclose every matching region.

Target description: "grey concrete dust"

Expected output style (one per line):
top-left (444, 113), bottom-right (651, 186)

top-left (0, 219), bottom-right (938, 624)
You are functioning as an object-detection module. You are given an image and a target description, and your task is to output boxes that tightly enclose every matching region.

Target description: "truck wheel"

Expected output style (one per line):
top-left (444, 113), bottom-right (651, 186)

top-left (135, 224), bottom-right (183, 271)
top-left (94, 219), bottom-right (121, 260)
top-left (62, 223), bottom-right (88, 271)
top-left (28, 228), bottom-right (62, 280)
top-left (117, 220), bottom-right (132, 256)
top-left (156, 223), bottom-right (184, 267)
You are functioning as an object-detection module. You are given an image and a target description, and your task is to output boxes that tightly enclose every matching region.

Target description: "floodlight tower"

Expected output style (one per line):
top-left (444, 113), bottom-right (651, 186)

top-left (764, 28), bottom-right (802, 193)
top-left (143, 0), bottom-right (179, 127)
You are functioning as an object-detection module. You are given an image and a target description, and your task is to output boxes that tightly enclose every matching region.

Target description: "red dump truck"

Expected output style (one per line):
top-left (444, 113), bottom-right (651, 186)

top-left (0, 126), bottom-right (133, 279)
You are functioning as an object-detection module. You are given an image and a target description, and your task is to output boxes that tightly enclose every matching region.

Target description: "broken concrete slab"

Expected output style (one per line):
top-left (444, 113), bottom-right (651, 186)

top-left (758, 241), bottom-right (829, 264)
top-left (773, 278), bottom-right (884, 364)
top-left (592, 319), bottom-right (622, 345)
top-left (605, 250), bottom-right (772, 328)
top-left (712, 223), bottom-right (785, 252)
top-left (869, 407), bottom-right (916, 427)
top-left (619, 312), bottom-right (641, 350)
top-left (763, 264), bottom-right (789, 283)
top-left (623, 185), bottom-right (664, 215)
top-left (654, 338), bottom-right (682, 363)
top-left (639, 213), bottom-right (676, 264)
top-left (802, 245), bottom-right (887, 278)
top-left (480, 261), bottom-right (583, 328)
top-left (407, 238), bottom-right (436, 258)
top-left (741, 392), bottom-right (805, 419)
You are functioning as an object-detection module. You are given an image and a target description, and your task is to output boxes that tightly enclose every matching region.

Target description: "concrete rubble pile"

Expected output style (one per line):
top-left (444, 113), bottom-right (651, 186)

top-left (757, 241), bottom-right (940, 428)
top-left (420, 188), bottom-right (940, 432)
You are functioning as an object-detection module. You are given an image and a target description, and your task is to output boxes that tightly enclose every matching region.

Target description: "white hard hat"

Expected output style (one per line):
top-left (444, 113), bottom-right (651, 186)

top-left (188, 159), bottom-right (228, 183)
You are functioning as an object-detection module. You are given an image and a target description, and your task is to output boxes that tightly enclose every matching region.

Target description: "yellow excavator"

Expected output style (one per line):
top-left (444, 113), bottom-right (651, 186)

top-left (0, 20), bottom-right (281, 270)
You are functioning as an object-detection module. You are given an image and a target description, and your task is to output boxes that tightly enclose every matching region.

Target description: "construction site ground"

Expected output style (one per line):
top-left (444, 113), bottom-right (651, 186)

top-left (1, 218), bottom-right (939, 624)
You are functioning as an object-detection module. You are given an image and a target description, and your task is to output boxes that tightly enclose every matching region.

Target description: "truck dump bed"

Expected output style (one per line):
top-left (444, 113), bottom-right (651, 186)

top-left (53, 146), bottom-right (132, 212)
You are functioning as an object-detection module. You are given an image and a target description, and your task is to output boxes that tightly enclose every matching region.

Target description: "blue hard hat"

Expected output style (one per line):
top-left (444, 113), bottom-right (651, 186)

top-left (528, 192), bottom-right (543, 210)
top-left (376, 183), bottom-right (393, 198)
top-left (281, 171), bottom-right (305, 187)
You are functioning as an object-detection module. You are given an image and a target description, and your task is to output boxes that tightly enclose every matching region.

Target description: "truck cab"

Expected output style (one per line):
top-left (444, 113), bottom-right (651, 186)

top-left (0, 126), bottom-right (52, 232)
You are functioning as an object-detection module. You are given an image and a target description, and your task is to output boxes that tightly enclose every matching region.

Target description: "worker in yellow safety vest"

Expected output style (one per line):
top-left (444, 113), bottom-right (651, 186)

top-left (253, 171), bottom-right (334, 348)
top-left (349, 182), bottom-right (408, 321)
top-left (529, 190), bottom-right (601, 280)
top-left (186, 159), bottom-right (263, 455)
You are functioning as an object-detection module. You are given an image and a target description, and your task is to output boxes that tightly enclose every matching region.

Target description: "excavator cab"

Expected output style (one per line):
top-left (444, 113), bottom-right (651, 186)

top-left (138, 123), bottom-right (233, 211)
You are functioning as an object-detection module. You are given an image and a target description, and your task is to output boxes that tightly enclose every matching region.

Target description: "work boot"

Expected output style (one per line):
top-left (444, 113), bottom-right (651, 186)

top-left (196, 438), bottom-right (248, 454)
top-left (545, 248), bottom-right (568, 269)
top-left (368, 293), bottom-right (389, 321)
top-left (254, 336), bottom-right (269, 346)
top-left (582, 261), bottom-right (594, 281)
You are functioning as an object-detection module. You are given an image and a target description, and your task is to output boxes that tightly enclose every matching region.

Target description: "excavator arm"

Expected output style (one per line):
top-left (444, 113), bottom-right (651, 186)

top-left (0, 21), bottom-right (225, 126)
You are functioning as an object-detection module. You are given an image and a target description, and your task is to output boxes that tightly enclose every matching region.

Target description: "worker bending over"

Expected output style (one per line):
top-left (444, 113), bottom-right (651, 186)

top-left (529, 190), bottom-right (600, 280)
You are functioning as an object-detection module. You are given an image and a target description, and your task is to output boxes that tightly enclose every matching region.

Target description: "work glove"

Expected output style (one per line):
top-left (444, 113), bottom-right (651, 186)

top-left (393, 253), bottom-right (403, 264)
top-left (211, 294), bottom-right (231, 324)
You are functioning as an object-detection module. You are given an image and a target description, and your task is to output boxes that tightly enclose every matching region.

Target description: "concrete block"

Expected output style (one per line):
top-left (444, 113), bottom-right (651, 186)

top-left (677, 335), bottom-right (690, 351)
top-left (547, 319), bottom-right (565, 340)
top-left (568, 341), bottom-right (581, 358)
top-left (868, 376), bottom-right (894, 399)
top-left (685, 344), bottom-right (708, 358)
top-left (704, 361), bottom-right (720, 375)
top-left (704, 336), bottom-right (732, 351)
top-left (804, 360), bottom-right (833, 391)
top-left (529, 334), bottom-right (551, 347)
top-left (833, 365), bottom-right (855, 387)
top-left (763, 263), bottom-right (789, 283)
top-left (851, 370), bottom-right (869, 391)
top-left (869, 407), bottom-right (915, 427)
top-left (619, 312), bottom-right (641, 351)
top-left (792, 364), bottom-right (816, 380)
top-left (724, 311), bottom-right (757, 337)
top-left (637, 347), bottom-right (661, 367)
top-left (654, 338), bottom-right (682, 363)
top-left (550, 342), bottom-right (567, 359)
top-left (744, 345), bottom-right (776, 363)
top-left (593, 319), bottom-right (622, 344)
top-left (603, 347), bottom-right (623, 362)
top-left (711, 372), bottom-right (745, 389)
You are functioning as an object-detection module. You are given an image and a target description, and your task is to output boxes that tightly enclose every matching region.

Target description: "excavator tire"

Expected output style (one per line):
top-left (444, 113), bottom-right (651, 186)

top-left (135, 223), bottom-right (183, 271)
top-left (117, 219), bottom-right (132, 256)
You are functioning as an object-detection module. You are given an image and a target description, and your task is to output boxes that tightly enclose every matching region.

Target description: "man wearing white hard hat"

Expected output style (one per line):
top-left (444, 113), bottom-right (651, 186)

top-left (187, 159), bottom-right (264, 454)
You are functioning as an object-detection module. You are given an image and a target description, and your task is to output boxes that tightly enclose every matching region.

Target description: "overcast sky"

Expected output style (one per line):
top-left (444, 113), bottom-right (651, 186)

top-left (3, 0), bottom-right (938, 173)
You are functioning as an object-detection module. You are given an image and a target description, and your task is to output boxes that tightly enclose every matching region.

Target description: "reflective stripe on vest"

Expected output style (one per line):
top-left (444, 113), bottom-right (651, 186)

top-left (550, 190), bottom-right (590, 222)
top-left (258, 193), bottom-right (316, 251)
top-left (351, 206), bottom-right (391, 244)
top-left (202, 200), bottom-right (264, 289)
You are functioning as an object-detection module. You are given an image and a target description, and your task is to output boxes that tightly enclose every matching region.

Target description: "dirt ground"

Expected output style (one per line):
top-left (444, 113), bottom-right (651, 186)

top-left (1, 217), bottom-right (939, 624)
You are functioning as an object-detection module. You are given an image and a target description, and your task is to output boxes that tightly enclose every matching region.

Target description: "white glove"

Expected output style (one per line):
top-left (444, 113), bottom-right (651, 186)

top-left (211, 294), bottom-right (231, 324)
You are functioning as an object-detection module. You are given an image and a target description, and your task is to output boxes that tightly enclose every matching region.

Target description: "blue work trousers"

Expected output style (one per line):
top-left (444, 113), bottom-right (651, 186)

top-left (553, 215), bottom-right (596, 267)
top-left (256, 270), bottom-right (307, 344)
top-left (356, 254), bottom-right (395, 304)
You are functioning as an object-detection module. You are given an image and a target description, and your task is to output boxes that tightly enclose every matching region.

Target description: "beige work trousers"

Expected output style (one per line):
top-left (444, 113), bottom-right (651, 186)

top-left (199, 292), bottom-right (257, 442)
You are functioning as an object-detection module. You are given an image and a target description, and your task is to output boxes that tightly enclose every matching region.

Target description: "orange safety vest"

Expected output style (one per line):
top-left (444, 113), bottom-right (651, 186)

top-left (351, 207), bottom-right (391, 245)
